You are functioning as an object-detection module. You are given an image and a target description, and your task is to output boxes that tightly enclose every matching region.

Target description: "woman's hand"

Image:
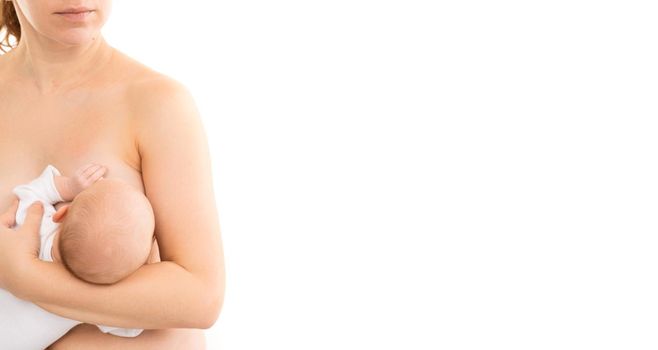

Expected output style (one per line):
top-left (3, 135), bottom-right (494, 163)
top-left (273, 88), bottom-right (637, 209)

top-left (0, 196), bottom-right (19, 227)
top-left (0, 198), bottom-right (45, 292)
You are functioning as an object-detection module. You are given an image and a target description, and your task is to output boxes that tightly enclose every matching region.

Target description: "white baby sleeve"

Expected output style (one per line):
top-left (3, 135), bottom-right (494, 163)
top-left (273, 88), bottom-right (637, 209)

top-left (96, 325), bottom-right (144, 338)
top-left (12, 164), bottom-right (64, 226)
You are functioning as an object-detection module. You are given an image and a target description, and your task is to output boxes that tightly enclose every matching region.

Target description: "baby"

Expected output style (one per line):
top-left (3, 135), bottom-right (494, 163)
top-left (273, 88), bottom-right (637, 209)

top-left (14, 163), bottom-right (155, 285)
top-left (46, 166), bottom-right (154, 285)
top-left (0, 163), bottom-right (155, 349)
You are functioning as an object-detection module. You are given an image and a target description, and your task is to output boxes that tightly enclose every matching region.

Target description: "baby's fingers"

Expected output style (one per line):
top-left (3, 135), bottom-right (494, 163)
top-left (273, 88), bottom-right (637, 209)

top-left (87, 165), bottom-right (108, 183)
top-left (81, 164), bottom-right (104, 179)
top-left (77, 164), bottom-right (105, 179)
top-left (75, 163), bottom-right (100, 177)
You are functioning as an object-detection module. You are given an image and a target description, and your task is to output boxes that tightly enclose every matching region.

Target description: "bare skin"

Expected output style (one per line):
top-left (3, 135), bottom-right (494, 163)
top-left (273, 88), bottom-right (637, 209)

top-left (53, 163), bottom-right (108, 202)
top-left (51, 162), bottom-right (110, 263)
top-left (0, 5), bottom-right (225, 348)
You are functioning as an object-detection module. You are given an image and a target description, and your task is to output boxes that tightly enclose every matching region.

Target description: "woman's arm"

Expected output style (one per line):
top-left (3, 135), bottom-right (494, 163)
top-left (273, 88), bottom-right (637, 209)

top-left (46, 324), bottom-right (206, 350)
top-left (7, 78), bottom-right (225, 329)
top-left (45, 241), bottom-right (203, 349)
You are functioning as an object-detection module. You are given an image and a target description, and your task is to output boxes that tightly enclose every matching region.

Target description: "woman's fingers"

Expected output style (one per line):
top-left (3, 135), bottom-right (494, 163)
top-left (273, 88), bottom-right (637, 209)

top-left (0, 201), bottom-right (45, 291)
top-left (22, 202), bottom-right (44, 233)
top-left (0, 197), bottom-right (19, 227)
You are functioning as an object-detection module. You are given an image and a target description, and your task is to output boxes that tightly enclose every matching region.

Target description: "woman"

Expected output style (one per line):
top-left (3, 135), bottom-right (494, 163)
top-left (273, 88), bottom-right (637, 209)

top-left (0, 0), bottom-right (225, 348)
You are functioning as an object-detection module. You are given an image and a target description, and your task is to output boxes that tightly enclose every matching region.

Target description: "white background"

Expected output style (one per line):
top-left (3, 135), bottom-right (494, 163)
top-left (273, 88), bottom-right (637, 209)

top-left (106, 1), bottom-right (658, 349)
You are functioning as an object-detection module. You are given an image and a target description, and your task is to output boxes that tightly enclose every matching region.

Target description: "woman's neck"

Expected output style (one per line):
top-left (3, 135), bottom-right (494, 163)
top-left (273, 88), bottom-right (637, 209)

top-left (8, 35), bottom-right (114, 95)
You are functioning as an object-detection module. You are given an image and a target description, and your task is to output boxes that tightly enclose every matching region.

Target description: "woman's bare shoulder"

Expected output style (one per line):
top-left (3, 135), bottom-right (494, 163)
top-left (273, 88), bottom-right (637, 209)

top-left (112, 49), bottom-right (198, 125)
top-left (112, 50), bottom-right (190, 100)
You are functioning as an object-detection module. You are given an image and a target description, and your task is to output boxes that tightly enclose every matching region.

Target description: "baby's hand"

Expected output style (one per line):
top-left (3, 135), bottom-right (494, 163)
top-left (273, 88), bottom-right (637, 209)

top-left (71, 163), bottom-right (108, 191)
top-left (66, 163), bottom-right (108, 197)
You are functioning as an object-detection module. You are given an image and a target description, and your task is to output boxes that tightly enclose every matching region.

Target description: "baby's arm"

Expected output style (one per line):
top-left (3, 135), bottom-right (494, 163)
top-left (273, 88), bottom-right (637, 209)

top-left (53, 164), bottom-right (107, 201)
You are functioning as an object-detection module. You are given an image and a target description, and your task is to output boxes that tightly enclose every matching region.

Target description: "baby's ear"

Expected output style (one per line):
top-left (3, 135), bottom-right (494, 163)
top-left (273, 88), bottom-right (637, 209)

top-left (52, 204), bottom-right (71, 223)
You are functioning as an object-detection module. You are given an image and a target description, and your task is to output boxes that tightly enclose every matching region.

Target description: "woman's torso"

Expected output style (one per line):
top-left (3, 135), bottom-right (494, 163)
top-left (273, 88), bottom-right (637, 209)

top-left (0, 45), bottom-right (207, 347)
top-left (0, 48), bottom-right (151, 210)
top-left (0, 45), bottom-right (205, 345)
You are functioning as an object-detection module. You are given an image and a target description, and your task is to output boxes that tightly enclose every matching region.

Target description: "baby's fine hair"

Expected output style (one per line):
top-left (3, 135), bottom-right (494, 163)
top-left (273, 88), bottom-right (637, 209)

top-left (58, 179), bottom-right (154, 285)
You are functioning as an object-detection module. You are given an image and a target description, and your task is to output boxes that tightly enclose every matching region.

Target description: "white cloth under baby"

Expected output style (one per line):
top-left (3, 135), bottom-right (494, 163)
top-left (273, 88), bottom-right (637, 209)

top-left (0, 164), bottom-right (143, 350)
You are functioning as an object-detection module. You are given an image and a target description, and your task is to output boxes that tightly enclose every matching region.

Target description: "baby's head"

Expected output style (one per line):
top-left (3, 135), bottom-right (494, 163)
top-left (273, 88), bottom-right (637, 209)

top-left (53, 179), bottom-right (155, 285)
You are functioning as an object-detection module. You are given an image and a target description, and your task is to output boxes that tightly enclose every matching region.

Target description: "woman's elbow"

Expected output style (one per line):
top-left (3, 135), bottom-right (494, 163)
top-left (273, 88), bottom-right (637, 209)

top-left (182, 254), bottom-right (225, 329)
top-left (189, 274), bottom-right (225, 329)
top-left (197, 287), bottom-right (224, 329)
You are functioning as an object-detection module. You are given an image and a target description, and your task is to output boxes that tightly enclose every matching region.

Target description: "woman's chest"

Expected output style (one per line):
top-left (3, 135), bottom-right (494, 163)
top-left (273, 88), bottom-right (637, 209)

top-left (0, 94), bottom-right (144, 211)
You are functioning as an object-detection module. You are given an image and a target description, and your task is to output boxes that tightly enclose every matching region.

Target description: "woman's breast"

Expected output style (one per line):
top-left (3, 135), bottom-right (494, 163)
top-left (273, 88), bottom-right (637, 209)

top-left (0, 159), bottom-right (143, 214)
top-left (0, 110), bottom-right (143, 212)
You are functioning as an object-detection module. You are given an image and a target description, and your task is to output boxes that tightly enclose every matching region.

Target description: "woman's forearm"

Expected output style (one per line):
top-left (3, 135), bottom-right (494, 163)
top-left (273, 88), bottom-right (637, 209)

top-left (46, 324), bottom-right (206, 350)
top-left (20, 260), bottom-right (223, 329)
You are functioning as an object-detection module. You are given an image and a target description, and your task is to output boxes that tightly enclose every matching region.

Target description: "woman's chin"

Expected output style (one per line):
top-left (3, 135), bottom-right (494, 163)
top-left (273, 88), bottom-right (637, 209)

top-left (53, 32), bottom-right (102, 46)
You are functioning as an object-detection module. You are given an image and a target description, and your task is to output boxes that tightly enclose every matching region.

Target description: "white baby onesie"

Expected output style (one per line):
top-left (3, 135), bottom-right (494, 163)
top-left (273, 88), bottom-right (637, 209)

top-left (0, 164), bottom-right (143, 350)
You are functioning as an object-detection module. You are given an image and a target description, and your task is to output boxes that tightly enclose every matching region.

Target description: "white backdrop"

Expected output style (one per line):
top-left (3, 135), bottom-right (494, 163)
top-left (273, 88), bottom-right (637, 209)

top-left (105, 1), bottom-right (658, 349)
